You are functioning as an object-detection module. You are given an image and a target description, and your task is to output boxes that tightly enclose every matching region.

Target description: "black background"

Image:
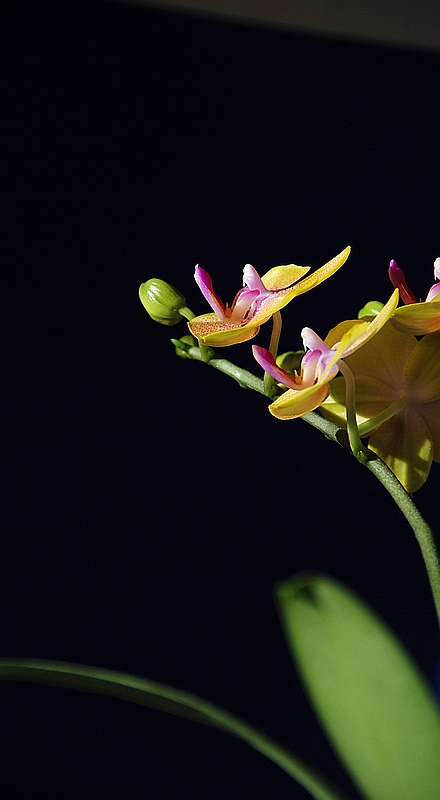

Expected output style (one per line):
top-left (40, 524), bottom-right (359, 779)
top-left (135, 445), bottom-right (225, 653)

top-left (1, 2), bottom-right (439, 797)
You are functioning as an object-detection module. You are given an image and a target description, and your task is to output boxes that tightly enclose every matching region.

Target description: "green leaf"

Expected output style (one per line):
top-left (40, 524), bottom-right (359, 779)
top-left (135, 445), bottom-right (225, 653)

top-left (0, 658), bottom-right (350, 800)
top-left (276, 574), bottom-right (440, 800)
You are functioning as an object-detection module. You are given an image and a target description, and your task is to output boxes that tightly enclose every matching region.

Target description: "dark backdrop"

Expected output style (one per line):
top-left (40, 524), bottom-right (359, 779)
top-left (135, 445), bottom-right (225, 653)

top-left (2, 2), bottom-right (439, 797)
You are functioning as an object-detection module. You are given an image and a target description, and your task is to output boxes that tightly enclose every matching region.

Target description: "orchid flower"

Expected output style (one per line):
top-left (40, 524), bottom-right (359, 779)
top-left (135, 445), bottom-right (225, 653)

top-left (252, 289), bottom-right (399, 419)
top-left (389, 258), bottom-right (440, 334)
top-left (321, 323), bottom-right (440, 492)
top-left (187, 247), bottom-right (351, 346)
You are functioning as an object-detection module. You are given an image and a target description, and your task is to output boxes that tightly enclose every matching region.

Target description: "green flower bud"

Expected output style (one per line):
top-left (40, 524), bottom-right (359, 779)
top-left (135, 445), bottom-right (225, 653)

top-left (276, 350), bottom-right (304, 374)
top-left (358, 300), bottom-right (385, 319)
top-left (139, 279), bottom-right (187, 325)
top-left (174, 334), bottom-right (196, 359)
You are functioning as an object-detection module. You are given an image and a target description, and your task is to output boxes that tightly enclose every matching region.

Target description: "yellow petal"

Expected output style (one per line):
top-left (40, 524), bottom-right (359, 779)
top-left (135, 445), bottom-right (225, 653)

top-left (351, 375), bottom-right (400, 409)
top-left (418, 400), bottom-right (440, 463)
top-left (368, 408), bottom-right (434, 493)
top-left (392, 299), bottom-right (440, 335)
top-left (340, 289), bottom-right (399, 358)
top-left (404, 331), bottom-right (440, 403)
top-left (250, 285), bottom-right (305, 324)
top-left (188, 314), bottom-right (260, 346)
top-left (337, 322), bottom-right (416, 388)
top-left (325, 319), bottom-right (360, 348)
top-left (322, 290), bottom-right (400, 379)
top-left (285, 246), bottom-right (351, 298)
top-left (268, 381), bottom-right (330, 419)
top-left (319, 393), bottom-right (348, 426)
top-left (335, 374), bottom-right (398, 412)
top-left (320, 375), bottom-right (396, 429)
top-left (261, 264), bottom-right (310, 290)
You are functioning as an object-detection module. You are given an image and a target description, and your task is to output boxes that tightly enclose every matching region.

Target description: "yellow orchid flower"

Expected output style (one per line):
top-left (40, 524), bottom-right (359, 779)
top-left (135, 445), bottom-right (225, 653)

top-left (187, 247), bottom-right (351, 347)
top-left (252, 289), bottom-right (399, 420)
top-left (389, 258), bottom-right (440, 335)
top-left (321, 323), bottom-right (440, 492)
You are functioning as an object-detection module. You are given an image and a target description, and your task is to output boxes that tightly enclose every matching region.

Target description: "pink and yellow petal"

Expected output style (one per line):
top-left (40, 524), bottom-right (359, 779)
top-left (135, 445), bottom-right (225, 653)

top-left (268, 380), bottom-right (331, 419)
top-left (392, 299), bottom-right (440, 335)
top-left (188, 313), bottom-right (260, 346)
top-left (368, 407), bottom-right (434, 493)
top-left (249, 285), bottom-right (304, 325)
top-left (252, 345), bottom-right (298, 388)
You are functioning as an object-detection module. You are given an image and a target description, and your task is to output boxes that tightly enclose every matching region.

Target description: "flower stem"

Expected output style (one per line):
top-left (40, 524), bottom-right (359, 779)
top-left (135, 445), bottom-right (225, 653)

top-left (177, 343), bottom-right (440, 632)
top-left (298, 410), bottom-right (440, 632)
top-left (337, 360), bottom-right (371, 465)
top-left (178, 307), bottom-right (196, 322)
top-left (177, 308), bottom-right (212, 361)
top-left (264, 311), bottom-right (283, 396)
top-left (172, 341), bottom-right (267, 394)
top-left (358, 396), bottom-right (410, 437)
top-left (365, 457), bottom-right (440, 631)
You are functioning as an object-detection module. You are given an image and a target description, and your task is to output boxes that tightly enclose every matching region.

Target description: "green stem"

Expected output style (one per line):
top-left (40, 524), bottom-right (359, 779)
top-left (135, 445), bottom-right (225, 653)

top-left (264, 311), bottom-right (282, 396)
top-left (301, 410), bottom-right (440, 632)
top-left (178, 306), bottom-right (196, 322)
top-left (364, 458), bottom-right (440, 630)
top-left (358, 395), bottom-right (410, 437)
top-left (0, 659), bottom-right (352, 800)
top-left (337, 360), bottom-right (371, 465)
top-left (176, 308), bottom-right (212, 362)
top-left (177, 344), bottom-right (440, 631)
top-left (172, 341), bottom-right (268, 394)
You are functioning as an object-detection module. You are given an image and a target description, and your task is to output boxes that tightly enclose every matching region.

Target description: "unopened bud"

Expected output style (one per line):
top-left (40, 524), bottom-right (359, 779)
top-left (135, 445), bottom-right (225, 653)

top-left (139, 279), bottom-right (187, 325)
top-left (358, 300), bottom-right (384, 319)
top-left (174, 334), bottom-right (196, 359)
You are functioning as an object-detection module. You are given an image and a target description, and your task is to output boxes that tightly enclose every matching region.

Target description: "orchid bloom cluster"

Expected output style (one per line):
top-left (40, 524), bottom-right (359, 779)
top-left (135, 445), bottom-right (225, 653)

top-left (140, 250), bottom-right (440, 493)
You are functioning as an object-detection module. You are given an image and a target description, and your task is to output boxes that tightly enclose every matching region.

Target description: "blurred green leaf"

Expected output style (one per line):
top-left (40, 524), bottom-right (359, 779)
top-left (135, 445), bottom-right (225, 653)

top-left (276, 574), bottom-right (440, 800)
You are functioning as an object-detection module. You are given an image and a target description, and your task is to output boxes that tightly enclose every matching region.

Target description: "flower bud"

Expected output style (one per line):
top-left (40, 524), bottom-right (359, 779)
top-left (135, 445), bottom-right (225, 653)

top-left (358, 300), bottom-right (384, 319)
top-left (174, 334), bottom-right (196, 359)
top-left (139, 279), bottom-right (187, 325)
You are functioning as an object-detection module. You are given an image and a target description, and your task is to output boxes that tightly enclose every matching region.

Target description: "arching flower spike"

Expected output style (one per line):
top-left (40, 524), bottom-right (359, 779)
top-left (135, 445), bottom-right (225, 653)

top-left (389, 258), bottom-right (440, 334)
top-left (252, 289), bottom-right (399, 419)
top-left (188, 247), bottom-right (351, 347)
